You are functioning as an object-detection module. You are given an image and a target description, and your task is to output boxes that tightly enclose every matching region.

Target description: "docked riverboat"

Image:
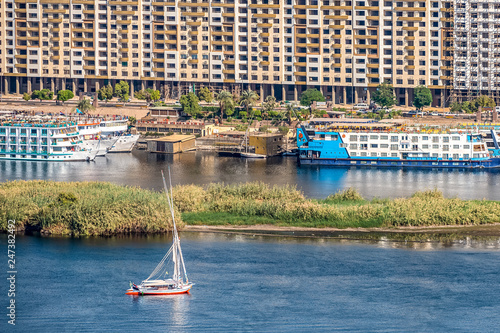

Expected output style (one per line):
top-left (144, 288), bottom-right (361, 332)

top-left (99, 120), bottom-right (139, 153)
top-left (0, 120), bottom-right (97, 161)
top-left (297, 119), bottom-right (500, 168)
top-left (78, 119), bottom-right (138, 155)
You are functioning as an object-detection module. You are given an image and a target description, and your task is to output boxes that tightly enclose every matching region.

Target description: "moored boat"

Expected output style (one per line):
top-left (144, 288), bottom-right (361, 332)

top-left (126, 169), bottom-right (193, 296)
top-left (297, 119), bottom-right (500, 168)
top-left (0, 120), bottom-right (97, 161)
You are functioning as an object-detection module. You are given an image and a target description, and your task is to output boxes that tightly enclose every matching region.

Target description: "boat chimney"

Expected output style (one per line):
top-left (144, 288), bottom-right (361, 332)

top-left (476, 106), bottom-right (482, 122)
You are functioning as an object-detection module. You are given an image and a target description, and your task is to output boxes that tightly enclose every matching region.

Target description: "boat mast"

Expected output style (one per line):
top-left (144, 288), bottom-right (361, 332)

top-left (161, 169), bottom-right (180, 283)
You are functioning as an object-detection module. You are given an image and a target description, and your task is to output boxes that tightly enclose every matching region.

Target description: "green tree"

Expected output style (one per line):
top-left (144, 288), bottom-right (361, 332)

top-left (31, 89), bottom-right (54, 103)
top-left (114, 81), bottom-right (130, 102)
top-left (23, 93), bottom-right (31, 101)
top-left (372, 82), bottom-right (396, 108)
top-left (77, 98), bottom-right (94, 114)
top-left (471, 95), bottom-right (496, 112)
top-left (262, 95), bottom-right (276, 114)
top-left (198, 87), bottom-right (213, 103)
top-left (129, 116), bottom-right (137, 126)
top-left (56, 90), bottom-right (74, 105)
top-left (98, 84), bottom-right (114, 102)
top-left (413, 85), bottom-right (432, 111)
top-left (378, 110), bottom-right (386, 119)
top-left (461, 101), bottom-right (472, 113)
top-left (285, 104), bottom-right (295, 125)
top-left (179, 92), bottom-right (202, 118)
top-left (300, 88), bottom-right (325, 106)
top-left (239, 89), bottom-right (259, 117)
top-left (449, 102), bottom-right (462, 113)
top-left (136, 88), bottom-right (161, 104)
top-left (215, 90), bottom-right (233, 124)
top-left (149, 89), bottom-right (161, 102)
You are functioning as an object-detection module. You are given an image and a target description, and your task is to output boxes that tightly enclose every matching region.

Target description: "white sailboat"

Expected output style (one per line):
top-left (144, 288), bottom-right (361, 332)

top-left (126, 169), bottom-right (193, 296)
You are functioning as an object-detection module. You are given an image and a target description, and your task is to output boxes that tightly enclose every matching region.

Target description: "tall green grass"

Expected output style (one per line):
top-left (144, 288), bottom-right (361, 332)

top-left (1, 181), bottom-right (499, 235)
top-left (0, 180), bottom-right (179, 235)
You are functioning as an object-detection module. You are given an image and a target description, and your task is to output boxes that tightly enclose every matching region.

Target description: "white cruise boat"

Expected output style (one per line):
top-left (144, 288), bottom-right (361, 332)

top-left (99, 120), bottom-right (139, 153)
top-left (0, 121), bottom-right (97, 161)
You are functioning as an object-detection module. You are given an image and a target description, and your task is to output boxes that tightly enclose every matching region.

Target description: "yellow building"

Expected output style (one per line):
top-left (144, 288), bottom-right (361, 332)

top-left (0, 0), bottom-right (478, 106)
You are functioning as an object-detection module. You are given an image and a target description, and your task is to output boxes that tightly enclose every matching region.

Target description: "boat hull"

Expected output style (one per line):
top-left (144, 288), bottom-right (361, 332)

top-left (298, 157), bottom-right (500, 169)
top-left (125, 284), bottom-right (192, 296)
top-left (241, 152), bottom-right (266, 159)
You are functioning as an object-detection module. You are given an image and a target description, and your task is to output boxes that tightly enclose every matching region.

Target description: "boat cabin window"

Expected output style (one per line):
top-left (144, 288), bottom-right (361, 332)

top-left (391, 136), bottom-right (398, 142)
top-left (370, 135), bottom-right (378, 140)
top-left (432, 136), bottom-right (439, 142)
top-left (350, 135), bottom-right (357, 141)
top-left (360, 135), bottom-right (368, 142)
top-left (422, 136), bottom-right (429, 140)
top-left (380, 135), bottom-right (388, 140)
top-left (452, 136), bottom-right (460, 141)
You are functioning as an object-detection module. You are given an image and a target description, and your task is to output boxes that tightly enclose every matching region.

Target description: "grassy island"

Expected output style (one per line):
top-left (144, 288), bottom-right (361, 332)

top-left (1, 180), bottom-right (500, 236)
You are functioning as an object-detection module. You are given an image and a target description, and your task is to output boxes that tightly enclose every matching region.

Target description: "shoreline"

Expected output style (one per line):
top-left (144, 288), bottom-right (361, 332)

top-left (185, 223), bottom-right (500, 238)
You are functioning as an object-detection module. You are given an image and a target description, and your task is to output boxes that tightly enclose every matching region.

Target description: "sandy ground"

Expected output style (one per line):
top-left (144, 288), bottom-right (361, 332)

top-left (185, 223), bottom-right (500, 237)
top-left (0, 100), bottom-right (149, 119)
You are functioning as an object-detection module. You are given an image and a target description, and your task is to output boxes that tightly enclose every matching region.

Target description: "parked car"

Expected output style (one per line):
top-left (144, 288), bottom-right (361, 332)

top-left (353, 103), bottom-right (369, 109)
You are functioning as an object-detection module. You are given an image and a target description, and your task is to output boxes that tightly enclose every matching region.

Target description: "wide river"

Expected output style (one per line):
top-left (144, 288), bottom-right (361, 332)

top-left (2, 151), bottom-right (500, 331)
top-left (1, 150), bottom-right (500, 199)
top-left (2, 233), bottom-right (500, 332)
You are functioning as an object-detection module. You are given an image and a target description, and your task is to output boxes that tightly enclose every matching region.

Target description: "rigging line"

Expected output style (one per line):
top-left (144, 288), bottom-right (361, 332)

top-left (145, 246), bottom-right (174, 281)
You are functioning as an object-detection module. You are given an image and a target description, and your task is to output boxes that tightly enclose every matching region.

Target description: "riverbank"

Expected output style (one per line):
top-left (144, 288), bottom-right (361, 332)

top-left (2, 180), bottom-right (500, 236)
top-left (186, 223), bottom-right (500, 242)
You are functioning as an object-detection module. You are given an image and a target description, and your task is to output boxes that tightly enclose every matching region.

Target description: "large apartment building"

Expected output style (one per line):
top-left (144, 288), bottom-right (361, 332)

top-left (0, 0), bottom-right (492, 107)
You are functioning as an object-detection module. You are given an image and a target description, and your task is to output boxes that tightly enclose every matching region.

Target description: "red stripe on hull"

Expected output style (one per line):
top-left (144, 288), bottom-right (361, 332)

top-left (125, 288), bottom-right (191, 296)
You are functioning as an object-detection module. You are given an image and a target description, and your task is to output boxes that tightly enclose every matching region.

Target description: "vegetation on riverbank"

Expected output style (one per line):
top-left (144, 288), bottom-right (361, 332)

top-left (0, 180), bottom-right (178, 235)
top-left (1, 180), bottom-right (500, 236)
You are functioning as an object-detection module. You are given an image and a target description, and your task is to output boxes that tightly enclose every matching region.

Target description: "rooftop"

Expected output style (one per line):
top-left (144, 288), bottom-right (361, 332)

top-left (146, 135), bottom-right (196, 143)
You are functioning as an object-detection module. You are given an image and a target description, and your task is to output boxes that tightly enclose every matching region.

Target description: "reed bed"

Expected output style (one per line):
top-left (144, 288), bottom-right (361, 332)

top-left (0, 180), bottom-right (179, 235)
top-left (1, 181), bottom-right (499, 235)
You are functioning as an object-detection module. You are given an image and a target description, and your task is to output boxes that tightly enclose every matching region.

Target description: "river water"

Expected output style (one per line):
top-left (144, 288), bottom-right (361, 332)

top-left (2, 151), bottom-right (500, 331)
top-left (1, 150), bottom-right (500, 199)
top-left (2, 233), bottom-right (500, 332)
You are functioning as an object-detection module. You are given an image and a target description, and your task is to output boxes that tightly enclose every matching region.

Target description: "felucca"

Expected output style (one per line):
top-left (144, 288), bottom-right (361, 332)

top-left (126, 169), bottom-right (193, 296)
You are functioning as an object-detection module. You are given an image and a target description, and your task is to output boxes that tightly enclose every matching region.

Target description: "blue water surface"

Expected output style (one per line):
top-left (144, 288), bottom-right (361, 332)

top-left (1, 233), bottom-right (499, 332)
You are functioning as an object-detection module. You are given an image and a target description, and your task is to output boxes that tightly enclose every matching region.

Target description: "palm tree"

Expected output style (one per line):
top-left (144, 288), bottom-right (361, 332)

top-left (215, 90), bottom-right (233, 124)
top-left (77, 98), bottom-right (94, 114)
top-left (239, 89), bottom-right (259, 118)
top-left (285, 104), bottom-right (294, 125)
